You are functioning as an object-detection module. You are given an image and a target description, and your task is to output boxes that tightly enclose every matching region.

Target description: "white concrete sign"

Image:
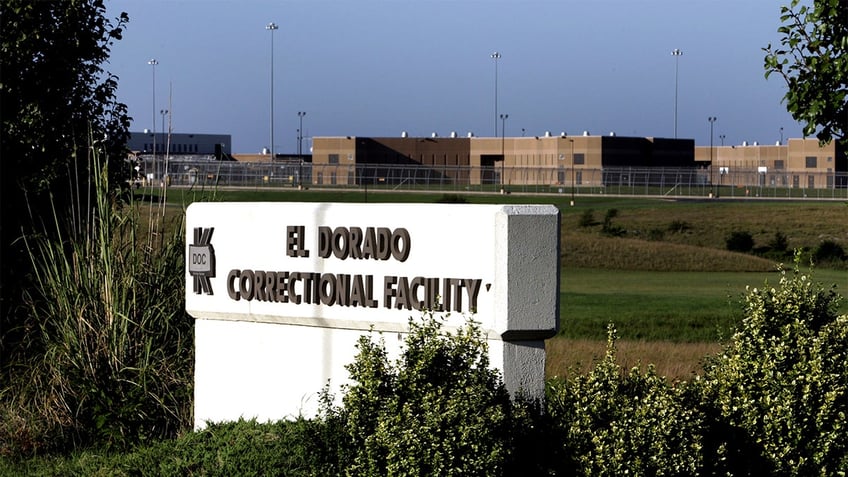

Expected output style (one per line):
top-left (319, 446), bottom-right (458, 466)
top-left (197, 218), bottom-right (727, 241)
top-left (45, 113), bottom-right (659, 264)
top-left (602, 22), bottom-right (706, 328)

top-left (187, 202), bottom-right (559, 428)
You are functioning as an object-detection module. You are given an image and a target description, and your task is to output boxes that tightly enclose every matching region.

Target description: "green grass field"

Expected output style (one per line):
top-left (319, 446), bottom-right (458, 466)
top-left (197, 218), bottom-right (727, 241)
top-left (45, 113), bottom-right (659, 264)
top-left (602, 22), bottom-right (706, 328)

top-left (560, 267), bottom-right (848, 342)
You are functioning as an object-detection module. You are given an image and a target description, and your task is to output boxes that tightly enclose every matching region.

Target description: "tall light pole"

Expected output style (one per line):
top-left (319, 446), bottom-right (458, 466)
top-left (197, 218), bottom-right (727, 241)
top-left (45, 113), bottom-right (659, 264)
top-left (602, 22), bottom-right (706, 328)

top-left (266, 22), bottom-right (279, 158)
top-left (719, 134), bottom-right (725, 146)
top-left (708, 116), bottom-right (717, 197)
top-left (491, 52), bottom-right (501, 137)
top-left (569, 138), bottom-right (575, 206)
top-left (148, 59), bottom-right (158, 180)
top-left (160, 109), bottom-right (168, 148)
top-left (297, 111), bottom-right (306, 187)
top-left (780, 127), bottom-right (784, 144)
top-left (500, 113), bottom-right (508, 193)
top-left (671, 49), bottom-right (682, 138)
top-left (297, 111), bottom-right (306, 157)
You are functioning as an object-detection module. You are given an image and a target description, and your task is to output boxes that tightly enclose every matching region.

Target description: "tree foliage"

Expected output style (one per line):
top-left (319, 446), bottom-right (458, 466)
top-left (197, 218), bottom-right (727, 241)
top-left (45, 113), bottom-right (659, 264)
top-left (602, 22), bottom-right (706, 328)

top-left (0, 0), bottom-right (130, 372)
top-left (764, 0), bottom-right (848, 145)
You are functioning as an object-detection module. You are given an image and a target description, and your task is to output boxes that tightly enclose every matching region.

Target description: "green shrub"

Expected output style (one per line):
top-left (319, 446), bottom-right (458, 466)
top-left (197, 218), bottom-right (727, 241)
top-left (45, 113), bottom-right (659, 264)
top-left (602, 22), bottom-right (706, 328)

top-left (726, 230), bottom-right (754, 253)
top-left (768, 230), bottom-right (789, 253)
top-left (578, 209), bottom-right (596, 227)
top-left (667, 219), bottom-right (691, 233)
top-left (693, 255), bottom-right (848, 475)
top-left (436, 194), bottom-right (469, 203)
top-left (813, 239), bottom-right (846, 266)
top-left (1, 419), bottom-right (342, 476)
top-left (601, 209), bottom-right (625, 237)
top-left (647, 228), bottom-right (665, 241)
top-left (324, 312), bottom-right (517, 476)
top-left (2, 149), bottom-right (193, 454)
top-left (759, 230), bottom-right (792, 261)
top-left (546, 326), bottom-right (705, 476)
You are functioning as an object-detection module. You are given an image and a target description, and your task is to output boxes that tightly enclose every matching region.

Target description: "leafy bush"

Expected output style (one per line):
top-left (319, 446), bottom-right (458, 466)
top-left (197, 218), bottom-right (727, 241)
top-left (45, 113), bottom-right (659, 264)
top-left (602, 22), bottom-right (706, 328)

top-left (2, 419), bottom-right (342, 476)
top-left (813, 239), bottom-right (846, 266)
top-left (759, 230), bottom-right (792, 261)
top-left (726, 230), bottom-right (754, 253)
top-left (667, 219), bottom-right (691, 233)
top-left (1, 149), bottom-right (193, 454)
top-left (578, 209), bottom-right (596, 227)
top-left (647, 228), bottom-right (666, 241)
top-left (693, 255), bottom-right (848, 475)
top-left (546, 326), bottom-right (705, 476)
top-left (768, 230), bottom-right (789, 253)
top-left (324, 312), bottom-right (519, 476)
top-left (601, 209), bottom-right (625, 237)
top-left (436, 194), bottom-right (469, 203)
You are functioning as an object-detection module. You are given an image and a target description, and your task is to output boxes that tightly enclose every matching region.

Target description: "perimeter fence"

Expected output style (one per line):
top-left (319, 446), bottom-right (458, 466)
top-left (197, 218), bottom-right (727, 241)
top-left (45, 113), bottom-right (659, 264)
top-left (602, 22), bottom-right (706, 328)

top-left (139, 157), bottom-right (848, 200)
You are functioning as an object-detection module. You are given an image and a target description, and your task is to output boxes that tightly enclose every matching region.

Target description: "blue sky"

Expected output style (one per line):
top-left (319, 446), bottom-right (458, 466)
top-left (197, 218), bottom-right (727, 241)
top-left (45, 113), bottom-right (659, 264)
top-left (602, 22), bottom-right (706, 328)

top-left (106, 0), bottom-right (801, 154)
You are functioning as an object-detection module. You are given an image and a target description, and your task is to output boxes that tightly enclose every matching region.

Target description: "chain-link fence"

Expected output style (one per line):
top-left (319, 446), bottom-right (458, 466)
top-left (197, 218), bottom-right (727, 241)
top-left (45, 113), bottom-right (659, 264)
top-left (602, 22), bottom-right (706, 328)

top-left (138, 157), bottom-right (848, 200)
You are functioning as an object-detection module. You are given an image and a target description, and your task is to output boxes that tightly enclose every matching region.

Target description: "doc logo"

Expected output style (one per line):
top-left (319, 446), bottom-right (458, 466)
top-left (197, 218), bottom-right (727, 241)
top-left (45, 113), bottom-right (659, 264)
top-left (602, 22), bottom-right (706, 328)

top-left (189, 227), bottom-right (216, 295)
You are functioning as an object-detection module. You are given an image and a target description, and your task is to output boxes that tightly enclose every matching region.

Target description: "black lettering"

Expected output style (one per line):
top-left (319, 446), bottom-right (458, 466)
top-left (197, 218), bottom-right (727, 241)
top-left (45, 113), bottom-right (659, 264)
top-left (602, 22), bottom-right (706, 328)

top-left (264, 272), bottom-right (277, 302)
top-left (383, 275), bottom-right (398, 308)
top-left (362, 227), bottom-right (377, 258)
top-left (364, 275), bottom-right (378, 307)
top-left (276, 271), bottom-right (289, 303)
top-left (376, 227), bottom-right (392, 260)
top-left (318, 226), bottom-right (332, 258)
top-left (442, 277), bottom-right (453, 312)
top-left (253, 271), bottom-right (267, 301)
top-left (410, 276), bottom-right (425, 310)
top-left (320, 273), bottom-right (336, 306)
top-left (332, 227), bottom-right (350, 259)
top-left (239, 270), bottom-right (255, 301)
top-left (395, 276), bottom-right (413, 310)
top-left (286, 225), bottom-right (309, 257)
top-left (335, 274), bottom-right (351, 306)
top-left (288, 272), bottom-right (301, 304)
top-left (391, 228), bottom-right (411, 262)
top-left (286, 226), bottom-right (298, 257)
top-left (349, 227), bottom-right (363, 259)
top-left (305, 272), bottom-right (319, 304)
top-left (427, 278), bottom-right (440, 310)
top-left (464, 279), bottom-right (482, 312)
top-left (451, 278), bottom-right (463, 312)
top-left (227, 269), bottom-right (240, 300)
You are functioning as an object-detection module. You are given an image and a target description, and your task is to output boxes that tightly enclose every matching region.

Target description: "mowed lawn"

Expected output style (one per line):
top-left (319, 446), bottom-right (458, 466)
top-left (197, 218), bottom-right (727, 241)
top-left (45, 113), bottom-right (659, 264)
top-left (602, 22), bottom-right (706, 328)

top-left (548, 267), bottom-right (848, 380)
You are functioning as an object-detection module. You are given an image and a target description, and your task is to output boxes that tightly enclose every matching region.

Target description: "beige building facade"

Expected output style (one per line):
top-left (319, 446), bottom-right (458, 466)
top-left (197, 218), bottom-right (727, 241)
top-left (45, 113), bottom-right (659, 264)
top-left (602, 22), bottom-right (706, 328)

top-left (311, 134), bottom-right (696, 188)
top-left (695, 138), bottom-right (846, 189)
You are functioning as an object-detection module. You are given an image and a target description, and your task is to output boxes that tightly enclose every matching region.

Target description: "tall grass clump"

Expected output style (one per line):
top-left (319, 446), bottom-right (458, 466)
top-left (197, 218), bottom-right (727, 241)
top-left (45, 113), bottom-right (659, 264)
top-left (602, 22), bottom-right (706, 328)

top-left (2, 144), bottom-right (193, 454)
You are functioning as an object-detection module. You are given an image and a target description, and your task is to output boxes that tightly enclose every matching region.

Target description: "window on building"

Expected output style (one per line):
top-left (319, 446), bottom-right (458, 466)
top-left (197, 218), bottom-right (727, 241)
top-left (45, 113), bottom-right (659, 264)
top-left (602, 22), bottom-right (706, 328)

top-left (573, 153), bottom-right (585, 165)
top-left (827, 156), bottom-right (833, 162)
top-left (576, 170), bottom-right (583, 185)
top-left (329, 154), bottom-right (339, 164)
top-left (805, 156), bottom-right (817, 168)
top-left (774, 160), bottom-right (785, 169)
